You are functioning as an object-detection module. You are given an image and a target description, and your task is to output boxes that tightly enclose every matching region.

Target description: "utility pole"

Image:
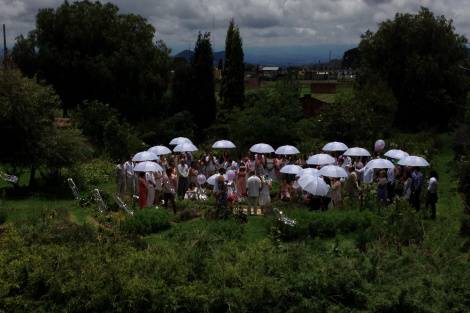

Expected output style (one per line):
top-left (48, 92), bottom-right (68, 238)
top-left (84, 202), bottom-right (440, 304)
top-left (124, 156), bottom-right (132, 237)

top-left (2, 24), bottom-right (7, 68)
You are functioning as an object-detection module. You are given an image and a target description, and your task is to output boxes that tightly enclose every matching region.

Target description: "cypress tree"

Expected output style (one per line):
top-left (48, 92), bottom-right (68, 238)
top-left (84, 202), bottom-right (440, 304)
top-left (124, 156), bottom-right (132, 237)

top-left (190, 32), bottom-right (216, 135)
top-left (220, 19), bottom-right (245, 110)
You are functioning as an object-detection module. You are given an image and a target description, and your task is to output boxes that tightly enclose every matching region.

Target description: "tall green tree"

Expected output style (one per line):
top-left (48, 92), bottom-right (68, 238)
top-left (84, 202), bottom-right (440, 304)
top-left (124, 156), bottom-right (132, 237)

top-left (0, 70), bottom-right (91, 187)
top-left (359, 7), bottom-right (468, 130)
top-left (12, 0), bottom-right (171, 121)
top-left (190, 32), bottom-right (216, 137)
top-left (220, 19), bottom-right (245, 110)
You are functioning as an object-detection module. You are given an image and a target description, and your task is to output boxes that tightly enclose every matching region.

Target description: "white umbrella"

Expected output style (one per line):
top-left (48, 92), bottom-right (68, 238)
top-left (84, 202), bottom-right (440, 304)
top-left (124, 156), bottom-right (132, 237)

top-left (132, 151), bottom-right (158, 162)
top-left (298, 175), bottom-right (330, 196)
top-left (134, 161), bottom-right (163, 173)
top-left (207, 174), bottom-right (227, 186)
top-left (343, 147), bottom-right (371, 157)
top-left (148, 145), bottom-right (172, 156)
top-left (365, 158), bottom-right (395, 169)
top-left (319, 165), bottom-right (348, 178)
top-left (212, 140), bottom-right (236, 149)
top-left (384, 149), bottom-right (409, 160)
top-left (173, 142), bottom-right (198, 153)
top-left (280, 164), bottom-right (302, 175)
top-left (275, 145), bottom-right (300, 155)
top-left (306, 154), bottom-right (336, 166)
top-left (322, 141), bottom-right (348, 152)
top-left (169, 137), bottom-right (192, 145)
top-left (299, 168), bottom-right (320, 177)
top-left (398, 156), bottom-right (430, 167)
top-left (250, 143), bottom-right (274, 154)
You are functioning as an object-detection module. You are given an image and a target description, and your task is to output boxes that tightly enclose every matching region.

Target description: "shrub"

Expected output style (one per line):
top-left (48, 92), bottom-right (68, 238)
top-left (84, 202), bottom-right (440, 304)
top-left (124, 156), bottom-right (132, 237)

top-left (120, 208), bottom-right (170, 236)
top-left (309, 210), bottom-right (376, 239)
top-left (67, 158), bottom-right (115, 190)
top-left (0, 206), bottom-right (7, 224)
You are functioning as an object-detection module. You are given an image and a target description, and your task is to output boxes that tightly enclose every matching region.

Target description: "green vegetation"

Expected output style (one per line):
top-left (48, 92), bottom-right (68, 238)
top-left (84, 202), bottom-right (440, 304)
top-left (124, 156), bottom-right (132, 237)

top-left (0, 135), bottom-right (469, 312)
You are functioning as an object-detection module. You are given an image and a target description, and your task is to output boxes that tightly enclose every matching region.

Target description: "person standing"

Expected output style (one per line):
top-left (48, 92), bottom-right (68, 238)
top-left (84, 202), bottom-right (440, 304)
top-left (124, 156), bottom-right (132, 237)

top-left (124, 158), bottom-right (135, 196)
top-left (377, 170), bottom-right (389, 205)
top-left (237, 162), bottom-right (247, 198)
top-left (411, 167), bottom-right (424, 210)
top-left (402, 171), bottom-right (412, 201)
top-left (116, 160), bottom-right (127, 197)
top-left (138, 172), bottom-right (148, 209)
top-left (259, 175), bottom-right (272, 212)
top-left (330, 177), bottom-right (343, 208)
top-left (162, 168), bottom-right (177, 213)
top-left (426, 171), bottom-right (439, 219)
top-left (145, 171), bottom-right (156, 207)
top-left (246, 171), bottom-right (262, 215)
top-left (177, 157), bottom-right (190, 199)
top-left (343, 166), bottom-right (360, 204)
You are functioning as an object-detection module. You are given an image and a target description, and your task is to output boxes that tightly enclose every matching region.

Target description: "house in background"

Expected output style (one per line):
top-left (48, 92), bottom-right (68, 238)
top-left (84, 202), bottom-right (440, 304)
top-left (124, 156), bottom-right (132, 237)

top-left (261, 66), bottom-right (280, 80)
top-left (310, 82), bottom-right (337, 94)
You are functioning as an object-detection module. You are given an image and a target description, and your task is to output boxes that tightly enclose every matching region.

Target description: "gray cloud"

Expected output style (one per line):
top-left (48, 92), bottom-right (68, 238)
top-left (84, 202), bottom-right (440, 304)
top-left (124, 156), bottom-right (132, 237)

top-left (1, 0), bottom-right (469, 51)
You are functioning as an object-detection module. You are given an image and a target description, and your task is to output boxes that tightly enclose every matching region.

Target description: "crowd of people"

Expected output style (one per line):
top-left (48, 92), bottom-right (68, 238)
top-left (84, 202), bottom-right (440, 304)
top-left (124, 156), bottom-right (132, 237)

top-left (116, 144), bottom-right (439, 219)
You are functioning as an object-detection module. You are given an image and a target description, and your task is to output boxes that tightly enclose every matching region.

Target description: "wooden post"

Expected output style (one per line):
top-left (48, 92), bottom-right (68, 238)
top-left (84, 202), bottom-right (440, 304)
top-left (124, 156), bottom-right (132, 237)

top-left (2, 24), bottom-right (7, 68)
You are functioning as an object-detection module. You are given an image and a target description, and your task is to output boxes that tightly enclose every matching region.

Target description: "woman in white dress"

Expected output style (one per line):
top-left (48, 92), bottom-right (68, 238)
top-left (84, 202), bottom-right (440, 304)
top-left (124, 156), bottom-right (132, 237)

top-left (259, 175), bottom-right (272, 209)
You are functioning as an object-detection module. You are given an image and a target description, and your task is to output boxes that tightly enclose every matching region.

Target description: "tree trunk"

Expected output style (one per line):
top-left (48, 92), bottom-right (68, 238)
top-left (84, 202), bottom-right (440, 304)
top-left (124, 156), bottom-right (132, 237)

top-left (29, 165), bottom-right (36, 189)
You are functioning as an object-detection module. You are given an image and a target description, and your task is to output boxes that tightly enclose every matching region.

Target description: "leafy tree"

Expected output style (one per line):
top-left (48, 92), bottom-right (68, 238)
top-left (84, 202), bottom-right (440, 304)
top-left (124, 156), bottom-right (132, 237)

top-left (342, 47), bottom-right (360, 69)
top-left (358, 7), bottom-right (468, 130)
top-left (171, 58), bottom-right (193, 115)
top-left (74, 100), bottom-right (142, 161)
top-left (0, 70), bottom-right (91, 187)
top-left (314, 83), bottom-right (396, 145)
top-left (12, 0), bottom-right (171, 121)
top-left (227, 80), bottom-right (304, 151)
top-left (190, 32), bottom-right (216, 138)
top-left (220, 19), bottom-right (245, 110)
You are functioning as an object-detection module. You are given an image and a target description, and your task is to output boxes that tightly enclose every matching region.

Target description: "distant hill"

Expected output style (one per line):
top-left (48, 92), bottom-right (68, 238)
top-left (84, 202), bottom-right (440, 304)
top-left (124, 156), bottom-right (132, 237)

top-left (174, 50), bottom-right (225, 65)
top-left (172, 44), bottom-right (354, 66)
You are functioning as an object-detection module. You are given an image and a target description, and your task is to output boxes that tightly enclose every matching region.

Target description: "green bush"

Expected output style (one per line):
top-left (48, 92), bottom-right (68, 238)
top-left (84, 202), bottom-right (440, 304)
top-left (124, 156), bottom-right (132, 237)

top-left (67, 158), bottom-right (115, 190)
top-left (308, 210), bottom-right (376, 238)
top-left (120, 208), bottom-right (170, 236)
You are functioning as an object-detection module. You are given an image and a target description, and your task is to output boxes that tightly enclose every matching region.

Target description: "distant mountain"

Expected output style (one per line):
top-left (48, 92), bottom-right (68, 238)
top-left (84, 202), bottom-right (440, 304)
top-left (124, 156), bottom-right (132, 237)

top-left (174, 49), bottom-right (225, 65)
top-left (172, 44), bottom-right (355, 66)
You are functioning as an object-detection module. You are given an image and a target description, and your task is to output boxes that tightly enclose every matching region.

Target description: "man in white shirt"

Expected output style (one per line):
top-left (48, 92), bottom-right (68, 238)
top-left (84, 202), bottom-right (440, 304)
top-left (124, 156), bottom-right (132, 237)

top-left (145, 171), bottom-right (156, 207)
top-left (246, 171), bottom-right (262, 215)
top-left (426, 170), bottom-right (439, 219)
top-left (124, 158), bottom-right (135, 196)
top-left (177, 156), bottom-right (189, 199)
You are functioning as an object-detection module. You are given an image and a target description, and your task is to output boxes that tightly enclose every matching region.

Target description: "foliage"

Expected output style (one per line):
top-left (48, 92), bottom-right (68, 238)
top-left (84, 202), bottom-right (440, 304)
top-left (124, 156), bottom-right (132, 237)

top-left (377, 199), bottom-right (424, 248)
top-left (0, 70), bottom-right (90, 186)
top-left (66, 159), bottom-right (115, 190)
top-left (226, 80), bottom-right (305, 152)
top-left (74, 100), bottom-right (143, 160)
top-left (359, 7), bottom-right (468, 130)
top-left (342, 47), bottom-right (360, 69)
top-left (313, 83), bottom-right (396, 146)
top-left (220, 19), bottom-right (245, 110)
top-left (12, 0), bottom-right (171, 120)
top-left (120, 208), bottom-right (170, 236)
top-left (190, 32), bottom-right (216, 138)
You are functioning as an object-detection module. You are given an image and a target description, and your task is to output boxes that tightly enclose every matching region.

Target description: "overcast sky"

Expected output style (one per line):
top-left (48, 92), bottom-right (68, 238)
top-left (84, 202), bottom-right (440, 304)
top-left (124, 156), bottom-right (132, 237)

top-left (1, 0), bottom-right (470, 52)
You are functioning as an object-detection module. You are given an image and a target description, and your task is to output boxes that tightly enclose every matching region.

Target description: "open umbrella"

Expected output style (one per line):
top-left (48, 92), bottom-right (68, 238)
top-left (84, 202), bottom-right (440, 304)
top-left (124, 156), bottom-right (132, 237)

top-left (298, 175), bottom-right (330, 196)
top-left (384, 149), bottom-right (409, 160)
top-left (306, 154), bottom-right (336, 166)
top-left (250, 143), bottom-right (274, 154)
top-left (148, 145), bottom-right (172, 156)
top-left (212, 140), bottom-right (236, 149)
top-left (132, 151), bottom-right (158, 162)
top-left (365, 158), bottom-right (395, 169)
top-left (173, 142), bottom-right (198, 153)
top-left (343, 147), bottom-right (371, 157)
top-left (299, 168), bottom-right (320, 177)
top-left (322, 141), bottom-right (348, 152)
top-left (134, 161), bottom-right (163, 173)
top-left (275, 145), bottom-right (300, 155)
top-left (207, 174), bottom-right (227, 186)
top-left (319, 165), bottom-right (348, 178)
top-left (169, 137), bottom-right (192, 145)
top-left (280, 164), bottom-right (302, 175)
top-left (398, 156), bottom-right (430, 167)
